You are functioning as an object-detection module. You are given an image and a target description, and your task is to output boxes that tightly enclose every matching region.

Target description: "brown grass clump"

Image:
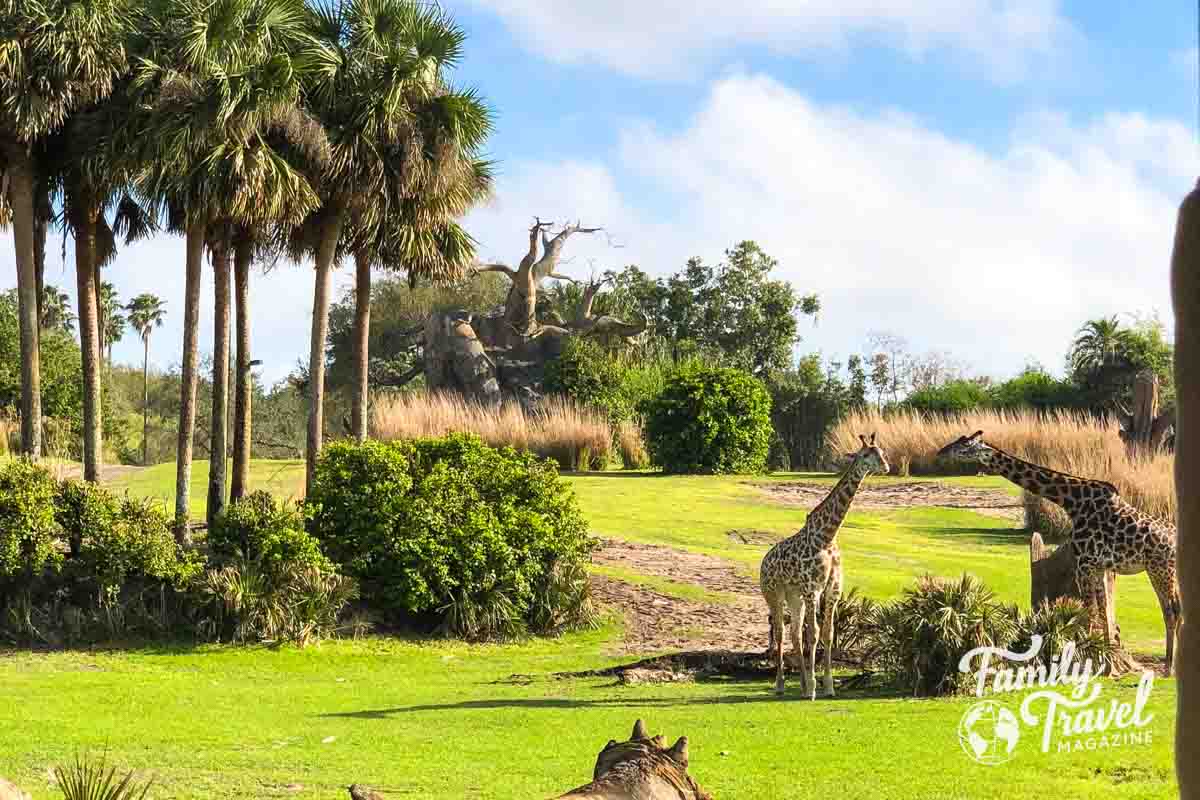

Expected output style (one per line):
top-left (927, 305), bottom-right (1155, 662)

top-left (616, 418), bottom-right (651, 470)
top-left (830, 409), bottom-right (1175, 525)
top-left (372, 392), bottom-right (619, 471)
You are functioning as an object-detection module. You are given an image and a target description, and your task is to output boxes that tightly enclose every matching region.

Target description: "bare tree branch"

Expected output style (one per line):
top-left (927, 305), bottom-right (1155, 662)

top-left (475, 262), bottom-right (515, 277)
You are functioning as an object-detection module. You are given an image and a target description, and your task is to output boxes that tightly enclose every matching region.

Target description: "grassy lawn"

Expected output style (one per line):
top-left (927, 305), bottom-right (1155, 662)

top-left (0, 459), bottom-right (1177, 798)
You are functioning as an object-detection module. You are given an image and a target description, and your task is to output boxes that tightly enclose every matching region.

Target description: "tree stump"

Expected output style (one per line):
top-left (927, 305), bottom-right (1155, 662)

top-left (1029, 533), bottom-right (1141, 674)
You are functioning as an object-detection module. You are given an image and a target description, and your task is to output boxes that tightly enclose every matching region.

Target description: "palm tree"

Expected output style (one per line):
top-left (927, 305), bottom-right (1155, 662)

top-left (1069, 316), bottom-right (1137, 377)
top-left (1, 0), bottom-right (127, 459)
top-left (39, 285), bottom-right (76, 332)
top-left (99, 282), bottom-right (126, 365)
top-left (295, 0), bottom-right (492, 479)
top-left (133, 0), bottom-right (324, 536)
top-left (126, 293), bottom-right (166, 467)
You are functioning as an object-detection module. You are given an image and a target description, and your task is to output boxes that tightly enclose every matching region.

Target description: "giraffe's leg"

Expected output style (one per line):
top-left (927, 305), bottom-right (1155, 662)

top-left (1075, 564), bottom-right (1108, 641)
top-left (805, 597), bottom-right (819, 701)
top-left (821, 584), bottom-right (840, 698)
top-left (788, 601), bottom-right (806, 692)
top-left (769, 596), bottom-right (786, 695)
top-left (788, 596), bottom-right (807, 697)
top-left (1149, 567), bottom-right (1180, 677)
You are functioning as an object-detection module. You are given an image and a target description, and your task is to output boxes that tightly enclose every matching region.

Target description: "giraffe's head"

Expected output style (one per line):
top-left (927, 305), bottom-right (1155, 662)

top-left (849, 433), bottom-right (890, 475)
top-left (936, 430), bottom-right (994, 465)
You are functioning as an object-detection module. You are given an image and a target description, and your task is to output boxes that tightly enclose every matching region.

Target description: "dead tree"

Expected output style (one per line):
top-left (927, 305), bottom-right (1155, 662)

top-left (383, 218), bottom-right (647, 401)
top-left (1115, 370), bottom-right (1174, 453)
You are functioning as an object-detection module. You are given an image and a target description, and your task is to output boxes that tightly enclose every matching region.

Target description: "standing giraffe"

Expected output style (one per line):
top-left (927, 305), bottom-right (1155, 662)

top-left (938, 431), bottom-right (1180, 675)
top-left (760, 434), bottom-right (889, 698)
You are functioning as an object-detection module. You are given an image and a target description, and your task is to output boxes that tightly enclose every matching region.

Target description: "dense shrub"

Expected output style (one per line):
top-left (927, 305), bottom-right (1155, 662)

top-left (0, 460), bottom-right (62, 586)
top-left (544, 338), bottom-right (630, 422)
top-left (198, 560), bottom-right (358, 645)
top-left (67, 495), bottom-right (200, 598)
top-left (1012, 598), bottom-right (1114, 669)
top-left (307, 434), bottom-right (597, 638)
top-left (863, 574), bottom-right (1017, 696)
top-left (644, 366), bottom-right (773, 474)
top-left (904, 380), bottom-right (992, 414)
top-left (208, 491), bottom-right (331, 577)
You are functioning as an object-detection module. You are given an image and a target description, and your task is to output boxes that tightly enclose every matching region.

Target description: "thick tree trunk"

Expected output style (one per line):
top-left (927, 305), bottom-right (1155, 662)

top-left (142, 336), bottom-right (150, 467)
top-left (207, 236), bottom-right (231, 529)
top-left (351, 249), bottom-right (371, 442)
top-left (230, 236), bottom-right (253, 502)
top-left (73, 206), bottom-right (103, 483)
top-left (4, 145), bottom-right (42, 459)
top-left (306, 209), bottom-right (345, 494)
top-left (174, 219), bottom-right (205, 544)
top-left (1171, 181), bottom-right (1200, 800)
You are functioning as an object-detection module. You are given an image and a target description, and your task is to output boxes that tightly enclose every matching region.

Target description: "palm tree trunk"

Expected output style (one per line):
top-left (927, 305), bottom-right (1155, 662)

top-left (73, 204), bottom-right (104, 483)
top-left (1171, 182), bottom-right (1200, 796)
top-left (142, 335), bottom-right (150, 467)
top-left (351, 249), bottom-right (371, 442)
top-left (34, 207), bottom-right (46, 330)
top-left (207, 234), bottom-right (232, 529)
top-left (3, 143), bottom-right (42, 459)
top-left (305, 209), bottom-right (345, 493)
top-left (174, 218), bottom-right (205, 544)
top-left (231, 236), bottom-right (253, 502)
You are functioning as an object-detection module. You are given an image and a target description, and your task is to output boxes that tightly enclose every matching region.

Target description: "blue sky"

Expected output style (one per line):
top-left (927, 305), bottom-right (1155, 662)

top-left (5, 0), bottom-right (1198, 385)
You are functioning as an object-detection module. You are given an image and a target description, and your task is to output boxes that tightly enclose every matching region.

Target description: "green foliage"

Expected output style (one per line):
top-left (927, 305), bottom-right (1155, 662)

top-left (55, 754), bottom-right (153, 800)
top-left (645, 366), bottom-right (773, 474)
top-left (0, 460), bottom-right (61, 583)
top-left (863, 574), bottom-right (1018, 696)
top-left (767, 355), bottom-right (864, 470)
top-left (57, 481), bottom-right (200, 596)
top-left (198, 560), bottom-right (358, 646)
top-left (0, 290), bottom-right (83, 420)
top-left (208, 491), bottom-right (331, 578)
top-left (306, 435), bottom-right (597, 638)
top-left (598, 242), bottom-right (818, 375)
top-left (1012, 598), bottom-right (1116, 669)
top-left (990, 367), bottom-right (1082, 411)
top-left (904, 380), bottom-right (992, 413)
top-left (544, 337), bottom-right (629, 422)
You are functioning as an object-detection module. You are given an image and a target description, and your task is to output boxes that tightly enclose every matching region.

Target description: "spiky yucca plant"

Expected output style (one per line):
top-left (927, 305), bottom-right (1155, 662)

top-left (55, 754), bottom-right (152, 800)
top-left (1013, 597), bottom-right (1115, 670)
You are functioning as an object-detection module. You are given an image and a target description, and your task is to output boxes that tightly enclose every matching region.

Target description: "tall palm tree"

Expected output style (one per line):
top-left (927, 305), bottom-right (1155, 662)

top-left (1069, 316), bottom-right (1137, 377)
top-left (99, 282), bottom-right (126, 365)
top-left (349, 163), bottom-right (492, 441)
top-left (133, 0), bottom-right (325, 537)
top-left (126, 293), bottom-right (166, 467)
top-left (295, 0), bottom-right (492, 480)
top-left (39, 285), bottom-right (76, 332)
top-left (1, 0), bottom-right (128, 459)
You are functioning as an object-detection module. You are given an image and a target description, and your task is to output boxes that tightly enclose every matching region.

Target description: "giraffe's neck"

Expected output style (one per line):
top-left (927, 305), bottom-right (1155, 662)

top-left (977, 446), bottom-right (1112, 514)
top-left (803, 463), bottom-right (871, 549)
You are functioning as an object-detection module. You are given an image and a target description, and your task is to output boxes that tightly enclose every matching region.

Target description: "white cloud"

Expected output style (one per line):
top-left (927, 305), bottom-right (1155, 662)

top-left (466, 73), bottom-right (1196, 378)
top-left (459, 0), bottom-right (1073, 81)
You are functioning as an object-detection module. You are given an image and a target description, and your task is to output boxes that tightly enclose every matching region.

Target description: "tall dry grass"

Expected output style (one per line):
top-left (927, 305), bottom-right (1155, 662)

top-left (372, 392), bottom-right (628, 470)
top-left (830, 409), bottom-right (1175, 525)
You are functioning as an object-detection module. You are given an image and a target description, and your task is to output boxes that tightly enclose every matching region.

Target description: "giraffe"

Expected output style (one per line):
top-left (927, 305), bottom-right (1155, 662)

top-left (759, 434), bottom-right (889, 698)
top-left (937, 431), bottom-right (1180, 675)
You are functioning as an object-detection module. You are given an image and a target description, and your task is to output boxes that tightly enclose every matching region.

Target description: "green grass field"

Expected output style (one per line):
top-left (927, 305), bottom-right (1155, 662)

top-left (0, 460), bottom-right (1178, 798)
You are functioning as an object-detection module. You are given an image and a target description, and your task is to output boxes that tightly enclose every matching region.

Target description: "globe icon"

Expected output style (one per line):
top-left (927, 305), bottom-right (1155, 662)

top-left (958, 700), bottom-right (1020, 765)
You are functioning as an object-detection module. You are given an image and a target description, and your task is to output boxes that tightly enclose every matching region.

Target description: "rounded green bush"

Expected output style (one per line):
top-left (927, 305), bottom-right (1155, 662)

top-left (306, 434), bottom-right (597, 638)
top-left (0, 460), bottom-right (61, 583)
top-left (644, 366), bottom-right (773, 474)
top-left (544, 337), bottom-right (629, 422)
top-left (209, 491), bottom-right (331, 578)
top-left (57, 481), bottom-right (200, 595)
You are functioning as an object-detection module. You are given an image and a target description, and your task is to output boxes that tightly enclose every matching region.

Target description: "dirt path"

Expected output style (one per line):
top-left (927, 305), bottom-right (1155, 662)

top-left (755, 480), bottom-right (1025, 522)
top-left (590, 539), bottom-right (768, 655)
top-left (588, 479), bottom-right (1023, 655)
